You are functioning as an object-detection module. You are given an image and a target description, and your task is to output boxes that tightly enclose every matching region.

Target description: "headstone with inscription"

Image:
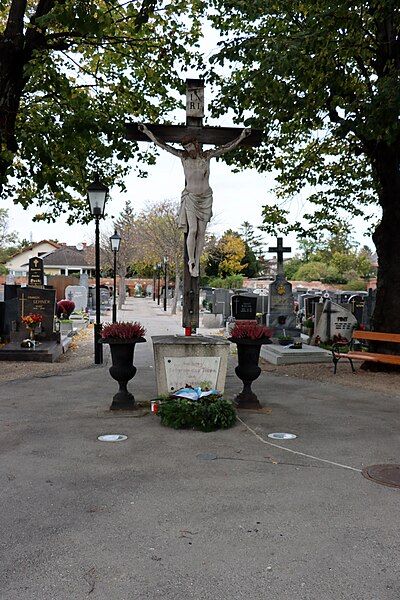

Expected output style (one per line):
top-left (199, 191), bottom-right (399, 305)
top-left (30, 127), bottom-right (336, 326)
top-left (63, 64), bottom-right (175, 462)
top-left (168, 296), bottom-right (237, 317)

top-left (313, 300), bottom-right (357, 343)
top-left (266, 238), bottom-right (297, 334)
top-left (28, 257), bottom-right (44, 287)
top-left (152, 335), bottom-right (230, 395)
top-left (65, 285), bottom-right (88, 312)
top-left (231, 295), bottom-right (257, 320)
top-left (348, 294), bottom-right (365, 325)
top-left (16, 286), bottom-right (56, 340)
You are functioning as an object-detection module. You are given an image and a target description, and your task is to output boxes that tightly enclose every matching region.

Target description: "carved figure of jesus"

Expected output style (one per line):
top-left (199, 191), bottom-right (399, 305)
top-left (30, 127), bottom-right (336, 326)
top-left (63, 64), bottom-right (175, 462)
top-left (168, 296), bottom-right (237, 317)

top-left (139, 124), bottom-right (251, 277)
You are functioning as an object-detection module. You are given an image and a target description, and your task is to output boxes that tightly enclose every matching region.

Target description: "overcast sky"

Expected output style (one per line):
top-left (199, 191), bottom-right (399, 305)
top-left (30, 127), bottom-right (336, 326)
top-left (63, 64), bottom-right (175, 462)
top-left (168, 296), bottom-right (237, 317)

top-left (3, 21), bottom-right (377, 257)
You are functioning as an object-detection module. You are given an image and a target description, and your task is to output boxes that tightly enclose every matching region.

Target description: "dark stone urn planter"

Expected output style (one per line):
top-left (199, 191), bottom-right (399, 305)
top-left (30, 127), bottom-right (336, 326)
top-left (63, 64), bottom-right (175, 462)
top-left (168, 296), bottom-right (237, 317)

top-left (100, 337), bottom-right (146, 410)
top-left (229, 337), bottom-right (271, 409)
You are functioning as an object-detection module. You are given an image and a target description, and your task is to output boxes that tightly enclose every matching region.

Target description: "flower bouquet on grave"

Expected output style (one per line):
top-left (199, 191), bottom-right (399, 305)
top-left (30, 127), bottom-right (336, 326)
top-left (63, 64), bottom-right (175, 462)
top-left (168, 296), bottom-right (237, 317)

top-left (157, 386), bottom-right (237, 432)
top-left (21, 313), bottom-right (43, 340)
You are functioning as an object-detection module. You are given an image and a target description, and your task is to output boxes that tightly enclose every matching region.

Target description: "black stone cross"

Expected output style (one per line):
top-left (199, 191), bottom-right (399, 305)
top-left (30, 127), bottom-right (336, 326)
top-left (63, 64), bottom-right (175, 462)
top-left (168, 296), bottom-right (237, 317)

top-left (322, 299), bottom-right (339, 341)
top-left (125, 79), bottom-right (262, 332)
top-left (268, 237), bottom-right (291, 275)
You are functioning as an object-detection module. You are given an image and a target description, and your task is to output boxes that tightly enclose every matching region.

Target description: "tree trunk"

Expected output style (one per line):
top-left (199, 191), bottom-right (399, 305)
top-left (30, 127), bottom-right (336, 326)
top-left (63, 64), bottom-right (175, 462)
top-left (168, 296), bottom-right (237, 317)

top-left (170, 259), bottom-right (180, 315)
top-left (368, 144), bottom-right (400, 365)
top-left (118, 266), bottom-right (126, 310)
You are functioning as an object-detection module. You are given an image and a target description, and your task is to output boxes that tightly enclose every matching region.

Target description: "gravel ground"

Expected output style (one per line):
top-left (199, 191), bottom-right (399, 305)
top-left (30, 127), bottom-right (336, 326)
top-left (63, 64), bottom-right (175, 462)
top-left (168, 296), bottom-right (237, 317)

top-left (0, 326), bottom-right (99, 383)
top-left (260, 357), bottom-right (400, 396)
top-left (1, 324), bottom-right (399, 396)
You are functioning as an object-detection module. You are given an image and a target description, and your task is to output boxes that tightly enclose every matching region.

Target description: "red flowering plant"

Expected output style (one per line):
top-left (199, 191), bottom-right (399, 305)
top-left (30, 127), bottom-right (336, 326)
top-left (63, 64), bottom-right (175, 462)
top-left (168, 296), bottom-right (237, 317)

top-left (229, 321), bottom-right (273, 341)
top-left (21, 313), bottom-right (43, 328)
top-left (101, 321), bottom-right (146, 341)
top-left (56, 300), bottom-right (75, 319)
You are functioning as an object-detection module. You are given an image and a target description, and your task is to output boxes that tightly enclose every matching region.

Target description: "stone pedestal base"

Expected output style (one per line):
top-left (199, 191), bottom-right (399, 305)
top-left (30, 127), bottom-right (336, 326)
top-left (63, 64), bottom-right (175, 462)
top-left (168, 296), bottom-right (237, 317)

top-left (152, 335), bottom-right (230, 396)
top-left (260, 343), bottom-right (331, 365)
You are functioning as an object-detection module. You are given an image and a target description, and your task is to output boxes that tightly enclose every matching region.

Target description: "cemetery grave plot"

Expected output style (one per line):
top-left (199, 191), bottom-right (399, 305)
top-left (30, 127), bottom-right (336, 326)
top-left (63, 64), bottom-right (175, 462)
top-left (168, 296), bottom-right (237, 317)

top-left (0, 286), bottom-right (62, 362)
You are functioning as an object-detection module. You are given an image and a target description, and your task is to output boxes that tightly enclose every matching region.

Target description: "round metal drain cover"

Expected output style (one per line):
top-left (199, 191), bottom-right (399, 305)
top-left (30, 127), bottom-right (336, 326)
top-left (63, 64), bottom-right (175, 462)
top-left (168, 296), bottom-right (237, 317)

top-left (362, 464), bottom-right (400, 489)
top-left (197, 452), bottom-right (218, 461)
top-left (268, 432), bottom-right (297, 440)
top-left (98, 434), bottom-right (127, 442)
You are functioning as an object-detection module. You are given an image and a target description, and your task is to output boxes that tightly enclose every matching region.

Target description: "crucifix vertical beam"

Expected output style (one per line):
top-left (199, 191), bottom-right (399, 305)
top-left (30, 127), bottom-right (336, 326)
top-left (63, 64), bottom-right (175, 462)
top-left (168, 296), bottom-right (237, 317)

top-left (182, 79), bottom-right (204, 333)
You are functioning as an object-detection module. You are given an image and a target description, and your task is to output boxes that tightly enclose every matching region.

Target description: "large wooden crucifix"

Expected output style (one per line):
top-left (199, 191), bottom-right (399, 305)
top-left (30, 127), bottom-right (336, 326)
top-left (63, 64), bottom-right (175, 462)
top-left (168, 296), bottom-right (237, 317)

top-left (268, 237), bottom-right (291, 276)
top-left (125, 79), bottom-right (262, 332)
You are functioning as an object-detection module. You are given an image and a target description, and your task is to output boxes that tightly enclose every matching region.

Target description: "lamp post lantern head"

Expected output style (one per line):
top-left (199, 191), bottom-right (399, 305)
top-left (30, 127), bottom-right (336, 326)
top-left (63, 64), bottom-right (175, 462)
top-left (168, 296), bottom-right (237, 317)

top-left (87, 178), bottom-right (109, 217)
top-left (110, 230), bottom-right (121, 252)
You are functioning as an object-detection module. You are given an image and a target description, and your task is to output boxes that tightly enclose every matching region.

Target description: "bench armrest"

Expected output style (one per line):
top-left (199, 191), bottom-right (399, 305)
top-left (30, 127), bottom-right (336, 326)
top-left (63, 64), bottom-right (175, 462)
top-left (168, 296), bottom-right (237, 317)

top-left (331, 341), bottom-right (350, 359)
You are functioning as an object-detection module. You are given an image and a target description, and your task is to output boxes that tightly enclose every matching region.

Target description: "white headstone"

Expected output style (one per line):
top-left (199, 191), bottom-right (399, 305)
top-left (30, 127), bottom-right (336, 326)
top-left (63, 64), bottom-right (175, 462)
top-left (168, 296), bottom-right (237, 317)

top-left (65, 285), bottom-right (88, 311)
top-left (314, 300), bottom-right (357, 343)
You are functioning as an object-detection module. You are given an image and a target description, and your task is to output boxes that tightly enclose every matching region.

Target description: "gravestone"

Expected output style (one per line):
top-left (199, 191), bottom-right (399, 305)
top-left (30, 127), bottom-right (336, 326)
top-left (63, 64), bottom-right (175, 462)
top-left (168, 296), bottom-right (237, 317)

top-left (28, 257), bottom-right (44, 287)
top-left (65, 285), bottom-right (88, 312)
top-left (3, 284), bottom-right (20, 338)
top-left (304, 295), bottom-right (322, 319)
top-left (231, 295), bottom-right (257, 320)
top-left (100, 287), bottom-right (111, 306)
top-left (212, 289), bottom-right (233, 318)
top-left (266, 237), bottom-right (297, 335)
top-left (79, 273), bottom-right (89, 288)
top-left (267, 277), bottom-right (297, 333)
top-left (313, 300), bottom-right (357, 343)
top-left (348, 294), bottom-right (365, 324)
top-left (362, 288), bottom-right (376, 329)
top-left (16, 286), bottom-right (56, 339)
top-left (0, 286), bottom-right (61, 362)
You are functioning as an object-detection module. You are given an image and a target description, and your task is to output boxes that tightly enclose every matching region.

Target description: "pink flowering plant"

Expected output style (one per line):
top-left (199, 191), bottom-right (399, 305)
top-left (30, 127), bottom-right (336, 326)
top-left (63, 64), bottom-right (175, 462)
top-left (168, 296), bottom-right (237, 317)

top-left (101, 321), bottom-right (146, 341)
top-left (230, 321), bottom-right (273, 340)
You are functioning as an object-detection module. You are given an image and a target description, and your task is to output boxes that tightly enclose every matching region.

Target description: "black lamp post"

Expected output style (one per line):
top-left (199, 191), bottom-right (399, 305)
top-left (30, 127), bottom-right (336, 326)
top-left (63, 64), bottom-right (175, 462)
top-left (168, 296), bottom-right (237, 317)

top-left (163, 256), bottom-right (168, 312)
top-left (87, 177), bottom-right (109, 365)
top-left (110, 230), bottom-right (121, 323)
top-left (152, 266), bottom-right (157, 301)
top-left (157, 263), bottom-right (161, 305)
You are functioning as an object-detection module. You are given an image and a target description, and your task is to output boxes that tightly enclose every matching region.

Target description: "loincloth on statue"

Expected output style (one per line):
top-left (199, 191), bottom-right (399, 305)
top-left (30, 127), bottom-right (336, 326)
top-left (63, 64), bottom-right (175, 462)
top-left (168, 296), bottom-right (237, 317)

top-left (178, 189), bottom-right (213, 232)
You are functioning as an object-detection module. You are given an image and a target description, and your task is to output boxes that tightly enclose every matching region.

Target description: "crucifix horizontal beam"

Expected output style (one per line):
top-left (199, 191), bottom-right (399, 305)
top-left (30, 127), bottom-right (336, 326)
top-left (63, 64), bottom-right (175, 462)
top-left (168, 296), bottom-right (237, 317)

top-left (125, 123), bottom-right (262, 147)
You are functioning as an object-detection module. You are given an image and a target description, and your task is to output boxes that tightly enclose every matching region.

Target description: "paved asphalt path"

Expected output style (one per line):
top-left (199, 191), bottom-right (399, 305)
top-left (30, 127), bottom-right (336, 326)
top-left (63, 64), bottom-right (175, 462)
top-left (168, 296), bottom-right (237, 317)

top-left (0, 298), bottom-right (399, 599)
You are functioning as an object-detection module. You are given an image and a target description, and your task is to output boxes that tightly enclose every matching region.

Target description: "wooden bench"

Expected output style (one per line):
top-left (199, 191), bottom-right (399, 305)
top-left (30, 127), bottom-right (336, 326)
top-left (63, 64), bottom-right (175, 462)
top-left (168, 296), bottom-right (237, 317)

top-left (332, 331), bottom-right (400, 373)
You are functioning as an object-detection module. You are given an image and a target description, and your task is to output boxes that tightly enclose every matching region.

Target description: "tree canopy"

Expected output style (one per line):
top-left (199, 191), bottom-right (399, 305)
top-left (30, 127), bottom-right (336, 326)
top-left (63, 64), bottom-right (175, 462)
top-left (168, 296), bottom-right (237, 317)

top-left (208, 1), bottom-right (400, 333)
top-left (0, 0), bottom-right (201, 223)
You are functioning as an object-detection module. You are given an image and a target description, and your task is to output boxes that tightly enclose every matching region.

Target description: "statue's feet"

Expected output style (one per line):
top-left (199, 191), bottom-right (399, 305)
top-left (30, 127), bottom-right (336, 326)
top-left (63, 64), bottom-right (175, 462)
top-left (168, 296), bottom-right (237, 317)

top-left (188, 261), bottom-right (199, 278)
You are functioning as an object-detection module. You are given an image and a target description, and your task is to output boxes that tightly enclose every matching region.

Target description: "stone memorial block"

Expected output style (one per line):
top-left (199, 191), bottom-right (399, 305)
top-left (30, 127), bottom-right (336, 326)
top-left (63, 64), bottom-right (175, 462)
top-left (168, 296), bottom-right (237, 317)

top-left (65, 285), bottom-right (88, 312)
top-left (212, 289), bottom-right (232, 317)
top-left (231, 295), bottom-right (257, 320)
top-left (28, 257), bottom-right (44, 287)
top-left (100, 287), bottom-right (111, 306)
top-left (303, 294), bottom-right (321, 318)
top-left (313, 300), bottom-right (357, 343)
top-left (266, 274), bottom-right (297, 333)
top-left (0, 301), bottom-right (4, 337)
top-left (348, 294), bottom-right (365, 324)
top-left (362, 288), bottom-right (376, 329)
top-left (79, 273), bottom-right (89, 288)
top-left (17, 286), bottom-right (56, 339)
top-left (3, 284), bottom-right (20, 337)
top-left (152, 335), bottom-right (230, 395)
